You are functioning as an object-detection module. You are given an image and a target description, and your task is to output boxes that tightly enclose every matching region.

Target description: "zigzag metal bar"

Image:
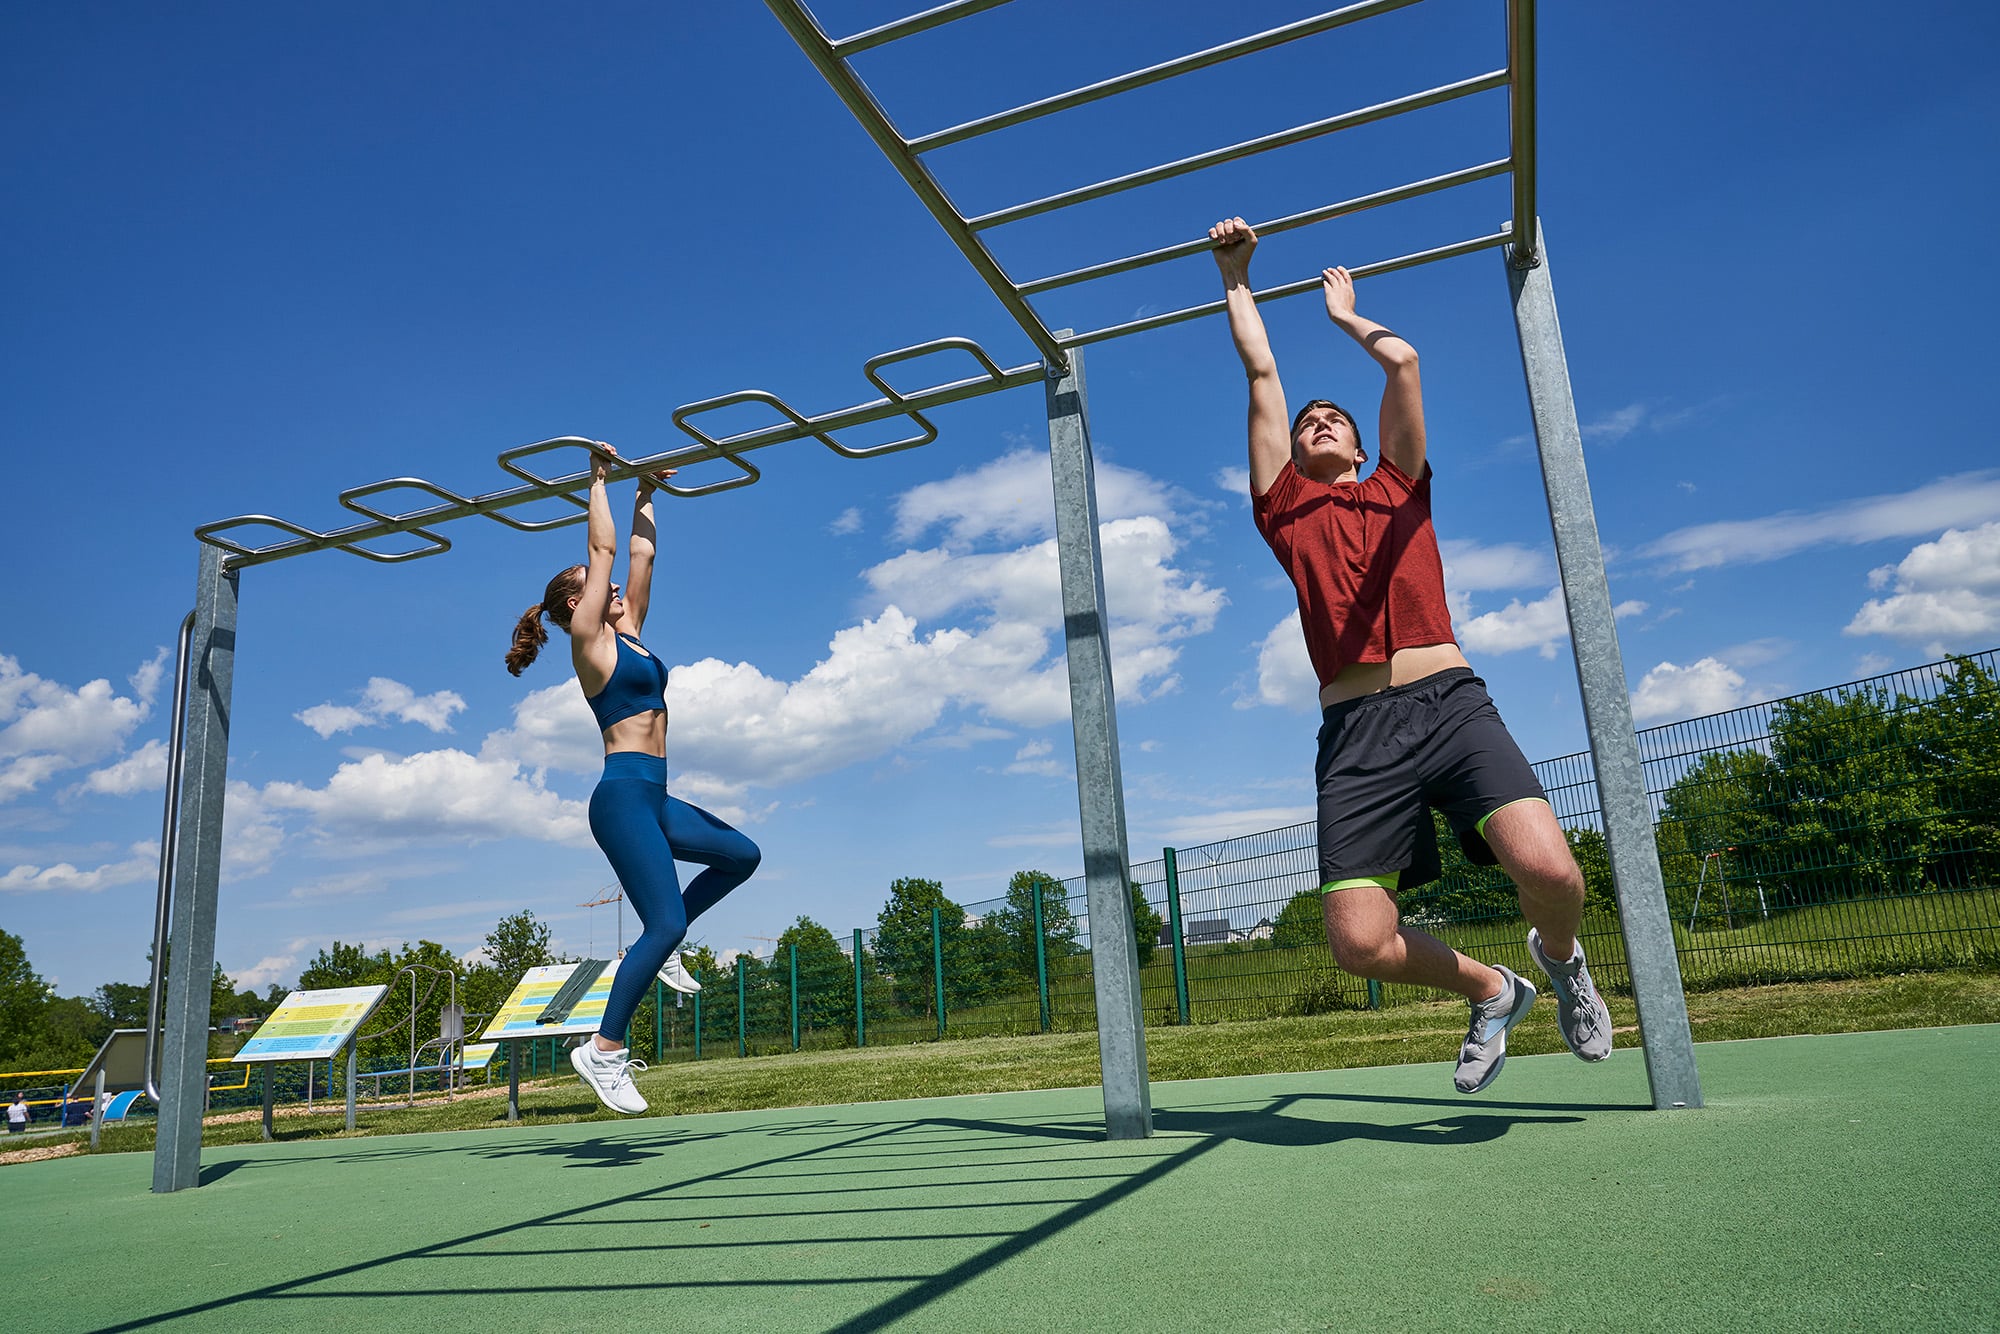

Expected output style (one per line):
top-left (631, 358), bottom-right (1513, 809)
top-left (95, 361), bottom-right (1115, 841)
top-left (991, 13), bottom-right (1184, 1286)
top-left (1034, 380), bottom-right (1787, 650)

top-left (194, 338), bottom-right (1042, 569)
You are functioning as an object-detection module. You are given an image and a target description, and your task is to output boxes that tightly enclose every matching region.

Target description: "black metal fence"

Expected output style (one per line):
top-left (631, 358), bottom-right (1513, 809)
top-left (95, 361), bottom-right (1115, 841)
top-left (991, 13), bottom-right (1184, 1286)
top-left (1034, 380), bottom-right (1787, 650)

top-left (650, 651), bottom-right (2000, 1060)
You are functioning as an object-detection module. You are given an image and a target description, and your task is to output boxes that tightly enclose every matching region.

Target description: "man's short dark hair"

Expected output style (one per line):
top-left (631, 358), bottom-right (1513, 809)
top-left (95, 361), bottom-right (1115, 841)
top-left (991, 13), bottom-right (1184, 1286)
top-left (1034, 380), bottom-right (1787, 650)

top-left (1290, 399), bottom-right (1365, 449)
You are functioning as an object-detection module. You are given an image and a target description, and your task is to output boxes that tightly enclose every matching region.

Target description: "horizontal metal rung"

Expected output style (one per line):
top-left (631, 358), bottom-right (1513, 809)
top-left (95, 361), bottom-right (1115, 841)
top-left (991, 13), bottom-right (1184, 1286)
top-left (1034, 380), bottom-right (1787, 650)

top-left (908, 0), bottom-right (1423, 153)
top-left (832, 0), bottom-right (1014, 56)
top-left (1019, 159), bottom-right (1510, 295)
top-left (1060, 231), bottom-right (1512, 348)
top-left (967, 70), bottom-right (1510, 231)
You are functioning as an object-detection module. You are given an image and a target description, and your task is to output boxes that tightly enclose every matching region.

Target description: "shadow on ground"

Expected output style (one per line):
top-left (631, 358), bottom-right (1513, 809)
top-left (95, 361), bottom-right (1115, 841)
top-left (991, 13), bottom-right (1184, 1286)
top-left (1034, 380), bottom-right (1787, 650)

top-left (99, 1088), bottom-right (1600, 1333)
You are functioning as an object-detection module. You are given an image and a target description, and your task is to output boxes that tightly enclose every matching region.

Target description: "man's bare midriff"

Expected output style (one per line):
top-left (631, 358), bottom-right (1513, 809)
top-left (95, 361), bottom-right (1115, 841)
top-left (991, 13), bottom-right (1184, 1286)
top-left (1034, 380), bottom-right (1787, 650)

top-left (602, 709), bottom-right (668, 758)
top-left (1319, 642), bottom-right (1470, 708)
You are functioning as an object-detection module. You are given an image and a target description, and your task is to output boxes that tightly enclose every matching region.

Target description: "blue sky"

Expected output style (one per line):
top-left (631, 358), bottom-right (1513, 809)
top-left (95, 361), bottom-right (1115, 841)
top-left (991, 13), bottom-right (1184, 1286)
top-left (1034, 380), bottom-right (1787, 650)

top-left (5, 0), bottom-right (1998, 996)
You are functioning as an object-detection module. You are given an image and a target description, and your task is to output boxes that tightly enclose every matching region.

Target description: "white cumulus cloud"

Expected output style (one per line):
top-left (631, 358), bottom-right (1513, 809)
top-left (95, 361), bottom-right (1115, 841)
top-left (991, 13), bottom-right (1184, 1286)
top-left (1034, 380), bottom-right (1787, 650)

top-left (1630, 658), bottom-right (1752, 723)
top-left (262, 750), bottom-right (589, 850)
top-left (81, 738), bottom-right (170, 797)
top-left (1, 841), bottom-right (157, 894)
top-left (297, 677), bottom-right (466, 738)
top-left (1245, 612), bottom-right (1318, 713)
top-left (0, 653), bottom-right (156, 801)
top-left (1844, 522), bottom-right (2000, 653)
top-left (1457, 588), bottom-right (1572, 659)
top-left (891, 447), bottom-right (1182, 548)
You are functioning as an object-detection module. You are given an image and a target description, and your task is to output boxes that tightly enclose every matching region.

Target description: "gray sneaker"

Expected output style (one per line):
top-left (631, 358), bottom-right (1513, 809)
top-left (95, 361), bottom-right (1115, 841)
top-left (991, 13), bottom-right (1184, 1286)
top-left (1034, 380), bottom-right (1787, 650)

top-left (1455, 966), bottom-right (1536, 1094)
top-left (1528, 929), bottom-right (1613, 1062)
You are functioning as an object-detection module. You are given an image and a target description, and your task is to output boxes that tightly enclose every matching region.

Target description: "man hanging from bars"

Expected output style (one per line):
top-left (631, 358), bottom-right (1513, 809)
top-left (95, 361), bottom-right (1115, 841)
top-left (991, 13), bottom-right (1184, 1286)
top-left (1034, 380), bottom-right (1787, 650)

top-left (1209, 215), bottom-right (1612, 1092)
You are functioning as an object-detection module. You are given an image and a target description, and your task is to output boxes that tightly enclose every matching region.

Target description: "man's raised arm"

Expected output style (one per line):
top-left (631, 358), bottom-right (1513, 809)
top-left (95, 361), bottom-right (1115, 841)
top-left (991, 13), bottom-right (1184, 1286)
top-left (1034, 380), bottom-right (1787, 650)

top-left (1211, 217), bottom-right (1292, 497)
top-left (1321, 265), bottom-right (1425, 479)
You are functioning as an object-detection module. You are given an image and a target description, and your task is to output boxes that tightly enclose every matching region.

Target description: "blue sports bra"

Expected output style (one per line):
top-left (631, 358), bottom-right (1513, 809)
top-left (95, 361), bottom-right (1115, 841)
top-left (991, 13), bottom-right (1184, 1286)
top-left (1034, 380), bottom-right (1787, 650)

top-left (584, 634), bottom-right (667, 732)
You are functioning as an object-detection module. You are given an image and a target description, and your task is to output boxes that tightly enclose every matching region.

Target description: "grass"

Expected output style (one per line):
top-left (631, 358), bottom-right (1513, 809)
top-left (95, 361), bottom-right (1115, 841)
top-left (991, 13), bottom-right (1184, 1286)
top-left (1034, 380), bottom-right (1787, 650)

top-left (23, 968), bottom-right (2000, 1163)
top-left (852, 885), bottom-right (2000, 1035)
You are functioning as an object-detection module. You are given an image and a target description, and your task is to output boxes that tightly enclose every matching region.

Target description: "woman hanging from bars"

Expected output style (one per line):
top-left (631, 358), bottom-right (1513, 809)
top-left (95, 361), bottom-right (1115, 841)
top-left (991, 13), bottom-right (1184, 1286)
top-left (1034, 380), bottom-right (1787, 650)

top-left (504, 442), bottom-right (761, 1115)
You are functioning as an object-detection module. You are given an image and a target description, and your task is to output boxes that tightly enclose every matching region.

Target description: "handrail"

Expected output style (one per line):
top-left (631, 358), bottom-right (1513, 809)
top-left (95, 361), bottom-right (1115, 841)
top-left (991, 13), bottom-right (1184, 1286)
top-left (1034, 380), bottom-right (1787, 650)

top-left (143, 609), bottom-right (198, 1103)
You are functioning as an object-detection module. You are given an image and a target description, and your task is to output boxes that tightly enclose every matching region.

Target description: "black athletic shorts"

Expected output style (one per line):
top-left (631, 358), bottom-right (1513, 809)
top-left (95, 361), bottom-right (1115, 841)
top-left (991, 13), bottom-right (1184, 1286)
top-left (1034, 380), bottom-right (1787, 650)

top-left (1313, 667), bottom-right (1546, 890)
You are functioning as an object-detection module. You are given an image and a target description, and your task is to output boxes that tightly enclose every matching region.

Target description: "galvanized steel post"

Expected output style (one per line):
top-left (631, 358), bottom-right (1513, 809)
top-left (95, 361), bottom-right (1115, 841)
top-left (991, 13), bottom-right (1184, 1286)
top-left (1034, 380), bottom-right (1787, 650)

top-left (345, 1042), bottom-right (357, 1132)
top-left (1506, 219), bottom-right (1702, 1109)
top-left (1046, 340), bottom-right (1152, 1139)
top-left (153, 544), bottom-right (238, 1194)
top-left (1162, 849), bottom-right (1191, 1025)
top-left (261, 1064), bottom-right (275, 1141)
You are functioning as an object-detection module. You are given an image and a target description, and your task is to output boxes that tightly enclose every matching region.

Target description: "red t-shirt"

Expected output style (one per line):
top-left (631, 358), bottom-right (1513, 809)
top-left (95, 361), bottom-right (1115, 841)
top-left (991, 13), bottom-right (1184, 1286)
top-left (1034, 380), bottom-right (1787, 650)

top-left (1251, 456), bottom-right (1457, 690)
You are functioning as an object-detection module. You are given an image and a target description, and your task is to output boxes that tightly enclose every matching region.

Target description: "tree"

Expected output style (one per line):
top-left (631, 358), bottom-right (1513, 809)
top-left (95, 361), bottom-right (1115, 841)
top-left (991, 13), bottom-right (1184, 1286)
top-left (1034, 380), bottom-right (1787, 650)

top-left (873, 877), bottom-right (986, 1018)
top-left (0, 928), bottom-right (59, 1067)
top-left (774, 916), bottom-right (855, 1035)
top-left (1564, 826), bottom-right (1617, 910)
top-left (465, 909), bottom-right (556, 1018)
top-left (210, 963), bottom-right (272, 1024)
top-left (298, 940), bottom-right (395, 990)
top-left (1403, 812), bottom-right (1519, 924)
top-left (92, 980), bottom-right (151, 1029)
top-left (1129, 883), bottom-right (1163, 968)
top-left (1908, 656), bottom-right (2000, 892)
top-left (681, 943), bottom-right (720, 982)
top-left (1768, 687), bottom-right (1936, 904)
top-left (987, 871), bottom-right (1082, 979)
top-left (483, 910), bottom-right (554, 985)
top-left (1653, 749), bottom-right (1785, 920)
top-left (1272, 890), bottom-right (1325, 950)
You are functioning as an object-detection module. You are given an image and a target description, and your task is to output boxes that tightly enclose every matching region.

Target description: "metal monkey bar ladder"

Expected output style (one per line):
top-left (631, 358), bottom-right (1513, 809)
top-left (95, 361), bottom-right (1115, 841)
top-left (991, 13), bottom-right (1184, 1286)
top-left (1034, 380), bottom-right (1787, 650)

top-left (149, 0), bottom-right (1697, 1194)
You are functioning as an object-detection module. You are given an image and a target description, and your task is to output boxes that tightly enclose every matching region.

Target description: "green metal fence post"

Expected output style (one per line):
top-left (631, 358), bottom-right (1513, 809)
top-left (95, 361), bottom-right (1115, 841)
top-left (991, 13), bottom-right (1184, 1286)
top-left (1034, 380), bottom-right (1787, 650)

top-left (654, 979), bottom-right (664, 1061)
top-left (693, 973), bottom-right (704, 1060)
top-left (736, 956), bottom-right (748, 1058)
top-left (853, 929), bottom-right (866, 1047)
top-left (1163, 847), bottom-right (1190, 1025)
top-left (1367, 978), bottom-right (1382, 1010)
top-left (932, 905), bottom-right (946, 1039)
top-left (790, 944), bottom-right (800, 1052)
top-left (1032, 878), bottom-right (1050, 1033)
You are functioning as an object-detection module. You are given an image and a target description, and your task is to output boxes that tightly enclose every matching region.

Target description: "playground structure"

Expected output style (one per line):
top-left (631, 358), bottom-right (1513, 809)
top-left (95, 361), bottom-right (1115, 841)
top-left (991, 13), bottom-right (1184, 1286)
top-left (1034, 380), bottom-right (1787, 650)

top-left (144, 0), bottom-right (1701, 1193)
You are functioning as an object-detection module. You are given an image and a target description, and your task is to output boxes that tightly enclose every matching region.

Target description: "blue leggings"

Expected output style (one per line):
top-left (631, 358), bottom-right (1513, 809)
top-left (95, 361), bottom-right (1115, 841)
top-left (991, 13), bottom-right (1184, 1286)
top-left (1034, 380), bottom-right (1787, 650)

top-left (588, 752), bottom-right (761, 1044)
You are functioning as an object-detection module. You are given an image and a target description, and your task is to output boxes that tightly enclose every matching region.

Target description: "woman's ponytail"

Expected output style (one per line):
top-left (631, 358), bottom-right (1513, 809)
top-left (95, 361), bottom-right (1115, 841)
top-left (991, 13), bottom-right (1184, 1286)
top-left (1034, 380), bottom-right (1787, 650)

top-left (505, 604), bottom-right (548, 676)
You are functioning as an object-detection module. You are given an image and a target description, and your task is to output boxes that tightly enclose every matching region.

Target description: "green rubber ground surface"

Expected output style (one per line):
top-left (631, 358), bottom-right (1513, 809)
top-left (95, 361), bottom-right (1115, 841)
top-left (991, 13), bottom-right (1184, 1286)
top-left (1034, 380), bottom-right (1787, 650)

top-left (13, 1026), bottom-right (1997, 1332)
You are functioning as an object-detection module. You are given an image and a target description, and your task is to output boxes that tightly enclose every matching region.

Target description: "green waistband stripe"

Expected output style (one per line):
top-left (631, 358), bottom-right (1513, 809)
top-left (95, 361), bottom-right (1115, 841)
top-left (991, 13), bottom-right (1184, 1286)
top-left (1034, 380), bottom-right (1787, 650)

top-left (1475, 796), bottom-right (1549, 840)
top-left (1324, 872), bottom-right (1399, 894)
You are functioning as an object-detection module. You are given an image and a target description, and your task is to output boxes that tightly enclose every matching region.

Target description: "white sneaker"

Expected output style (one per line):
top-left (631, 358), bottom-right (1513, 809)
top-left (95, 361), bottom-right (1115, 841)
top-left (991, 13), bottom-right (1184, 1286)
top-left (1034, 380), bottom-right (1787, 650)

top-left (570, 1041), bottom-right (649, 1115)
top-left (658, 950), bottom-right (702, 995)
